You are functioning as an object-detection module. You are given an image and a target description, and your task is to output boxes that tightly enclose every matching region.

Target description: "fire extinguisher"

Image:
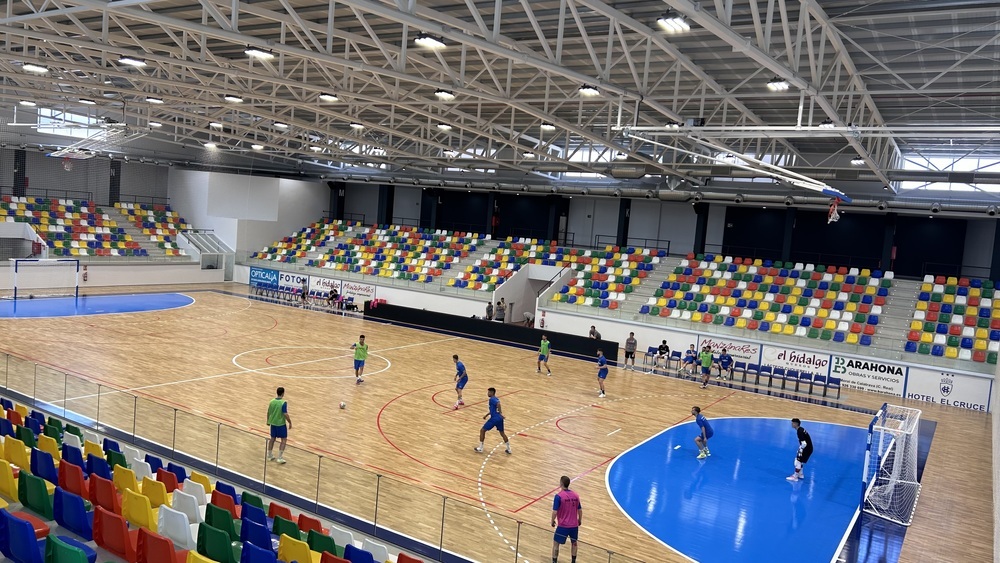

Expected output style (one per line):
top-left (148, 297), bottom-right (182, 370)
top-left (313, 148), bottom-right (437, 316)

top-left (540, 310), bottom-right (546, 328)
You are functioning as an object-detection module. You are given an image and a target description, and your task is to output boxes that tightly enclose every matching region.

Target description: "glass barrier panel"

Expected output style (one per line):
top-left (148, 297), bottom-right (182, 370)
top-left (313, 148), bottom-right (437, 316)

top-left (515, 520), bottom-right (611, 563)
top-left (374, 476), bottom-right (444, 548)
top-left (63, 374), bottom-right (100, 426)
top-left (6, 355), bottom-right (36, 400)
top-left (608, 551), bottom-right (645, 563)
top-left (133, 396), bottom-right (176, 451)
top-left (317, 456), bottom-right (378, 527)
top-left (263, 443), bottom-right (320, 504)
top-left (33, 364), bottom-right (66, 417)
top-left (95, 384), bottom-right (136, 439)
top-left (442, 497), bottom-right (520, 562)
top-left (0, 354), bottom-right (9, 389)
top-left (217, 425), bottom-right (266, 485)
top-left (172, 409), bottom-right (220, 466)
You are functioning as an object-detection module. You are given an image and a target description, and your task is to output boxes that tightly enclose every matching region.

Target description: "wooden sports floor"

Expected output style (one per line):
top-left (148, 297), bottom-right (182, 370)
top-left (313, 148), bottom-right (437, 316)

top-left (0, 284), bottom-right (991, 563)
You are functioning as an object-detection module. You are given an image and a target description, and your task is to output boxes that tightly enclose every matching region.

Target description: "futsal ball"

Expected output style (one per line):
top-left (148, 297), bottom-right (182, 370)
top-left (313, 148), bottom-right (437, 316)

top-left (339, 402), bottom-right (346, 409)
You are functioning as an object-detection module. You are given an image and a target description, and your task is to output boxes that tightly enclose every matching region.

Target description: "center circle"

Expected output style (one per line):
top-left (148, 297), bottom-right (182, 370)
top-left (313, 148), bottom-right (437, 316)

top-left (231, 346), bottom-right (391, 379)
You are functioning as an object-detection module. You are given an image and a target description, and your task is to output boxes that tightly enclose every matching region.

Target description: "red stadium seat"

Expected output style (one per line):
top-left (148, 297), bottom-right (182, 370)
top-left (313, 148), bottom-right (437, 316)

top-left (94, 506), bottom-right (139, 563)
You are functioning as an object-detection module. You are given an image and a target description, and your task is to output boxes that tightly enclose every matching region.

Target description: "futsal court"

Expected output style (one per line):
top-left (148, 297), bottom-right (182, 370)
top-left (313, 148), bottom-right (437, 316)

top-left (0, 284), bottom-right (990, 563)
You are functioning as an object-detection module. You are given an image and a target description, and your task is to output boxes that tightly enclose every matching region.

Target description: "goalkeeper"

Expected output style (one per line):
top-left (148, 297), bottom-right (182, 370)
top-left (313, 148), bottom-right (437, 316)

top-left (786, 418), bottom-right (813, 481)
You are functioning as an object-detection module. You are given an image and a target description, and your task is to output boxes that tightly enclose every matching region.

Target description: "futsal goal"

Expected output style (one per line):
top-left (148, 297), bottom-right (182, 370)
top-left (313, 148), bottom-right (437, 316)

top-left (6, 258), bottom-right (80, 300)
top-left (861, 403), bottom-right (922, 526)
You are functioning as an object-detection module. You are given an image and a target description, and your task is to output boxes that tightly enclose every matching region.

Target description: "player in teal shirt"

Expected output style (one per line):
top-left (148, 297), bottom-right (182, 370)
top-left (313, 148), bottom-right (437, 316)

top-left (350, 334), bottom-right (368, 384)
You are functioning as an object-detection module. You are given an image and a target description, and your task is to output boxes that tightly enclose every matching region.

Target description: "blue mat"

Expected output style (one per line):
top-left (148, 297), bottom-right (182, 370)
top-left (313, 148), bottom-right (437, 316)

top-left (0, 293), bottom-right (194, 318)
top-left (607, 417), bottom-right (867, 563)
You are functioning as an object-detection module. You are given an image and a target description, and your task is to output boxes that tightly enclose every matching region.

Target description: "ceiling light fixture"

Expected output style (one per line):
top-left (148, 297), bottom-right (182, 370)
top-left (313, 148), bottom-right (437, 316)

top-left (522, 151), bottom-right (534, 158)
top-left (615, 151), bottom-right (628, 160)
top-left (443, 150), bottom-right (459, 157)
top-left (540, 122), bottom-right (556, 131)
top-left (273, 122), bottom-right (288, 129)
top-left (22, 63), bottom-right (49, 74)
top-left (204, 142), bottom-right (217, 149)
top-left (250, 144), bottom-right (264, 150)
top-left (766, 77), bottom-right (790, 91)
top-left (148, 121), bottom-right (162, 128)
top-left (656, 11), bottom-right (690, 33)
top-left (244, 46), bottom-right (275, 60)
top-left (819, 118), bottom-right (835, 128)
top-left (209, 122), bottom-right (223, 129)
top-left (145, 96), bottom-right (163, 104)
top-left (310, 146), bottom-right (323, 152)
top-left (578, 84), bottom-right (600, 96)
top-left (851, 156), bottom-right (866, 166)
top-left (19, 100), bottom-right (37, 107)
top-left (78, 99), bottom-right (97, 105)
top-left (434, 89), bottom-right (456, 101)
top-left (349, 122), bottom-right (364, 129)
top-left (437, 123), bottom-right (452, 130)
top-left (318, 93), bottom-right (339, 102)
top-left (223, 94), bottom-right (244, 103)
top-left (414, 33), bottom-right (446, 49)
top-left (118, 56), bottom-right (147, 67)
top-left (666, 121), bottom-right (681, 129)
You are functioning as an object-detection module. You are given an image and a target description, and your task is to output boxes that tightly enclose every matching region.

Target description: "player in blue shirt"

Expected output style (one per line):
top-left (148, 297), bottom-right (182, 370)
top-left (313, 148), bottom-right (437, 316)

top-left (475, 387), bottom-right (511, 454)
top-left (596, 349), bottom-right (609, 398)
top-left (453, 354), bottom-right (468, 410)
top-left (715, 348), bottom-right (734, 380)
top-left (679, 344), bottom-right (697, 375)
top-left (692, 406), bottom-right (713, 459)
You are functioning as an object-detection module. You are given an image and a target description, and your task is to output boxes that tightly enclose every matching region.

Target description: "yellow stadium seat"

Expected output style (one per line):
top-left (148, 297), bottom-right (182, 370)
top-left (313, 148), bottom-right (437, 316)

top-left (277, 534), bottom-right (322, 563)
top-left (140, 476), bottom-right (172, 508)
top-left (782, 324), bottom-right (795, 335)
top-left (944, 347), bottom-right (959, 359)
top-left (0, 459), bottom-right (18, 501)
top-left (975, 339), bottom-right (988, 351)
top-left (943, 294), bottom-right (955, 304)
top-left (846, 333), bottom-right (859, 344)
top-left (37, 435), bottom-right (61, 464)
top-left (915, 301), bottom-right (928, 311)
top-left (736, 318), bottom-right (748, 329)
top-left (691, 312), bottom-right (703, 323)
top-left (770, 323), bottom-right (782, 333)
top-left (764, 312), bottom-right (776, 322)
top-left (920, 332), bottom-right (933, 343)
top-left (114, 466), bottom-right (142, 495)
top-left (3, 437), bottom-right (30, 472)
top-left (909, 320), bottom-right (923, 331)
top-left (123, 488), bottom-right (158, 532)
top-left (976, 328), bottom-right (988, 340)
top-left (817, 309), bottom-right (829, 318)
top-left (792, 306), bottom-right (804, 316)
top-left (920, 283), bottom-right (932, 292)
top-left (84, 440), bottom-right (104, 460)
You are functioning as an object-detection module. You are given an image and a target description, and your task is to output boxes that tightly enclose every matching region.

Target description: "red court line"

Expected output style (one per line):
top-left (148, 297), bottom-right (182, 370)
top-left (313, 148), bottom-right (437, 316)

top-left (430, 389), bottom-right (455, 409)
top-left (377, 383), bottom-right (534, 500)
top-left (440, 390), bottom-right (520, 415)
top-left (515, 432), bottom-right (612, 458)
top-left (553, 415), bottom-right (622, 439)
top-left (512, 456), bottom-right (615, 513)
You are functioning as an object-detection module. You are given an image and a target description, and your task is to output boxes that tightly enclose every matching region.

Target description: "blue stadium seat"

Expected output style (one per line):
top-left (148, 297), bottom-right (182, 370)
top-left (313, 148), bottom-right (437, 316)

top-left (931, 344), bottom-right (944, 356)
top-left (53, 487), bottom-right (94, 541)
top-left (61, 444), bottom-right (84, 469)
top-left (860, 335), bottom-right (872, 346)
top-left (86, 454), bottom-right (112, 481)
top-left (29, 449), bottom-right (58, 485)
top-left (904, 341), bottom-right (918, 353)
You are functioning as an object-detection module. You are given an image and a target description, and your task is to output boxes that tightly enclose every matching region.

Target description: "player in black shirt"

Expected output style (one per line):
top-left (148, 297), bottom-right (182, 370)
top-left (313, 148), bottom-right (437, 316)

top-left (786, 418), bottom-right (813, 481)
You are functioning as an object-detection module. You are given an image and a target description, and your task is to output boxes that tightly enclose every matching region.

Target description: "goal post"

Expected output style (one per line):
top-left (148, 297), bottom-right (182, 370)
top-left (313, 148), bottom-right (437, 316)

top-left (861, 403), bottom-right (922, 526)
top-left (8, 258), bottom-right (80, 300)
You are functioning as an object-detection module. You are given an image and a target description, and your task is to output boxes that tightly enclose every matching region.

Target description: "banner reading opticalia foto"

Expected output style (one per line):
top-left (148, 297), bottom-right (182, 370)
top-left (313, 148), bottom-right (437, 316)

top-left (829, 355), bottom-right (906, 396)
top-left (698, 335), bottom-right (761, 363)
top-left (278, 272), bottom-right (309, 289)
top-left (905, 367), bottom-right (992, 412)
top-left (309, 276), bottom-right (341, 295)
top-left (249, 266), bottom-right (278, 289)
top-left (760, 345), bottom-right (831, 373)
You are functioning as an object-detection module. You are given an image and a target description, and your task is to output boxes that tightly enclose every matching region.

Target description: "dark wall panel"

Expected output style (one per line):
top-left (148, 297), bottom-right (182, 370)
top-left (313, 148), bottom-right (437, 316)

top-left (722, 207), bottom-right (786, 257)
top-left (494, 194), bottom-right (553, 240)
top-left (790, 210), bottom-right (885, 269)
top-left (893, 215), bottom-right (967, 277)
top-left (436, 190), bottom-right (489, 233)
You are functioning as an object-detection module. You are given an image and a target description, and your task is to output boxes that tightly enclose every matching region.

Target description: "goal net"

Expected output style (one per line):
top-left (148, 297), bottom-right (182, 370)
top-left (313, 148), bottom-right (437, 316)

top-left (862, 403), bottom-right (922, 526)
top-left (7, 259), bottom-right (80, 300)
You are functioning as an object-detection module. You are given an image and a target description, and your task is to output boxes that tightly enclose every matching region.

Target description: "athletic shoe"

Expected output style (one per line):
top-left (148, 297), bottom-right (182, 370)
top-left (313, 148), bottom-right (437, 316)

top-left (267, 455), bottom-right (276, 462)
top-left (599, 392), bottom-right (606, 398)
top-left (356, 378), bottom-right (364, 385)
top-left (697, 451), bottom-right (707, 459)
top-left (453, 405), bottom-right (460, 410)
top-left (705, 449), bottom-right (711, 457)
top-left (786, 474), bottom-right (799, 481)
top-left (547, 371), bottom-right (552, 376)
top-left (536, 369), bottom-right (541, 373)
top-left (474, 446), bottom-right (483, 453)
top-left (458, 400), bottom-right (464, 405)
top-left (700, 384), bottom-right (707, 389)
top-left (505, 448), bottom-right (512, 455)
top-left (276, 458), bottom-right (286, 464)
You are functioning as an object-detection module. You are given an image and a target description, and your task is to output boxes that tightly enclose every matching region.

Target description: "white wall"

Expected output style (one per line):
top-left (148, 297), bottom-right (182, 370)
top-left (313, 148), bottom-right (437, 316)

top-left (0, 262), bottom-right (223, 290)
top-left (568, 198), bottom-right (620, 248)
top-left (706, 203), bottom-right (728, 252)
top-left (345, 184), bottom-right (380, 223)
top-left (374, 285), bottom-right (486, 318)
top-left (207, 174), bottom-right (280, 221)
top-left (963, 220), bottom-right (996, 277)
top-left (625, 200), bottom-right (701, 255)
top-left (237, 178), bottom-right (328, 254)
top-left (167, 170), bottom-right (239, 250)
top-left (392, 187), bottom-right (422, 225)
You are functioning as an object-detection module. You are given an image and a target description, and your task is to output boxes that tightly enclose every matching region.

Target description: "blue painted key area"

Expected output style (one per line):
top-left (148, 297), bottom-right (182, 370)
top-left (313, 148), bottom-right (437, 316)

top-left (607, 417), bottom-right (867, 563)
top-left (0, 293), bottom-right (194, 318)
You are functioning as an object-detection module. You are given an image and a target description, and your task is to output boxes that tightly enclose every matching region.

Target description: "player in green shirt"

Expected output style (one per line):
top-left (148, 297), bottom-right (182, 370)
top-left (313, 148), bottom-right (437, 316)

top-left (266, 387), bottom-right (293, 464)
top-left (537, 335), bottom-right (552, 376)
top-left (350, 334), bottom-right (368, 385)
top-left (698, 347), bottom-right (714, 389)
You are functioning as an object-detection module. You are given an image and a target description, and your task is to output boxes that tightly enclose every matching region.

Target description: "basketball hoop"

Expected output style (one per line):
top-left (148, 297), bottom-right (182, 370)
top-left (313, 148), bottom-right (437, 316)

top-left (828, 197), bottom-right (841, 224)
top-left (62, 157), bottom-right (73, 172)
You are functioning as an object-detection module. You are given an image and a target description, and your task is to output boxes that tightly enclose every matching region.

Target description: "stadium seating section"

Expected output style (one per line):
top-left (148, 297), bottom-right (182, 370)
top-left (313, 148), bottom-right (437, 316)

top-left (547, 246), bottom-right (666, 307)
top-left (0, 397), bottom-right (422, 563)
top-left (114, 203), bottom-right (189, 257)
top-left (1, 196), bottom-right (148, 257)
top-left (637, 254), bottom-right (894, 347)
top-left (905, 275), bottom-right (1000, 364)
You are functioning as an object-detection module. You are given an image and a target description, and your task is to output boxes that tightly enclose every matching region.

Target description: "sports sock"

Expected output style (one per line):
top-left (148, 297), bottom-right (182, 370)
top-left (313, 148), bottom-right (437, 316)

top-left (478, 441), bottom-right (484, 449)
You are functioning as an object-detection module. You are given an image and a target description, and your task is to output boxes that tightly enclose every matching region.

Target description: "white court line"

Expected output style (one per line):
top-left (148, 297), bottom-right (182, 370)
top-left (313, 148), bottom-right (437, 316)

top-left (53, 336), bottom-right (460, 402)
top-left (607, 428), bottom-right (622, 436)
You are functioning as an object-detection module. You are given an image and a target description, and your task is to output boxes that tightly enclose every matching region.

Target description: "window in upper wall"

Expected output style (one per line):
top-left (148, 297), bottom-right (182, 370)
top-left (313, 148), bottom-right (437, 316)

top-left (898, 154), bottom-right (1000, 193)
top-left (36, 108), bottom-right (103, 139)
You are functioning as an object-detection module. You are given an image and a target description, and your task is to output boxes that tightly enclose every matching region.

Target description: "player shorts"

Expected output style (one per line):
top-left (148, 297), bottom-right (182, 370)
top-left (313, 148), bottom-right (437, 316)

top-left (270, 425), bottom-right (287, 439)
top-left (597, 369), bottom-right (608, 380)
top-left (482, 417), bottom-right (505, 433)
top-left (683, 357), bottom-right (694, 364)
top-left (696, 430), bottom-right (714, 441)
top-left (797, 450), bottom-right (813, 464)
top-left (456, 376), bottom-right (468, 390)
top-left (354, 359), bottom-right (365, 370)
top-left (701, 366), bottom-right (711, 375)
top-left (720, 363), bottom-right (733, 372)
top-left (624, 351), bottom-right (635, 360)
top-left (554, 526), bottom-right (579, 544)
top-left (538, 354), bottom-right (548, 362)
